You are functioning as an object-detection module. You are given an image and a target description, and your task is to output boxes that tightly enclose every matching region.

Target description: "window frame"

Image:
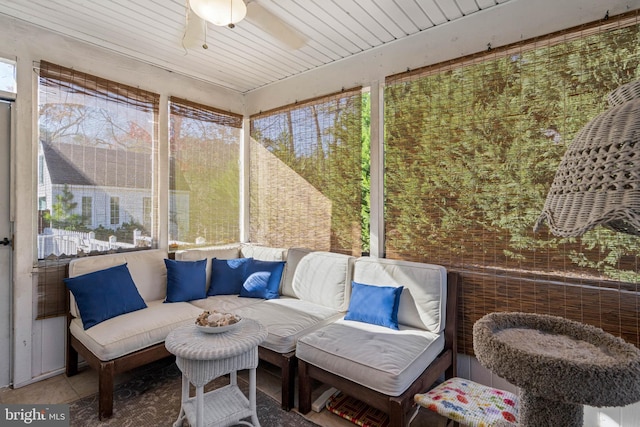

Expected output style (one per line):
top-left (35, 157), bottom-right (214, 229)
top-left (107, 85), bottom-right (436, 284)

top-left (81, 196), bottom-right (92, 226)
top-left (36, 60), bottom-right (160, 259)
top-left (382, 10), bottom-right (640, 354)
top-left (168, 96), bottom-right (243, 249)
top-left (249, 87), bottom-right (365, 254)
top-left (110, 196), bottom-right (119, 225)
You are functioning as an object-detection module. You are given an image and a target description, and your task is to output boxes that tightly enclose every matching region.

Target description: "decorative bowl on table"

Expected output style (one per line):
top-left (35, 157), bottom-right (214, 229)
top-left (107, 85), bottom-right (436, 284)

top-left (195, 310), bottom-right (242, 334)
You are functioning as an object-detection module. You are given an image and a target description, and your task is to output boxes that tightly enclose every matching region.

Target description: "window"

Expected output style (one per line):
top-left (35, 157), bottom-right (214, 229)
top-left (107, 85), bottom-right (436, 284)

top-left (250, 88), bottom-right (365, 254)
top-left (169, 97), bottom-right (243, 248)
top-left (110, 197), bottom-right (120, 225)
top-left (37, 61), bottom-right (159, 259)
top-left (38, 155), bottom-right (44, 184)
top-left (143, 197), bottom-right (152, 234)
top-left (0, 57), bottom-right (16, 94)
top-left (384, 13), bottom-right (640, 351)
top-left (82, 196), bottom-right (92, 226)
top-left (384, 14), bottom-right (640, 282)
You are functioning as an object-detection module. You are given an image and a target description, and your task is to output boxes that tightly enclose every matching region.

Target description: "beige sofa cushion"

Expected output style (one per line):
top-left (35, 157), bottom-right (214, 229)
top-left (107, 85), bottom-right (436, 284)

top-left (235, 297), bottom-right (342, 353)
top-left (69, 299), bottom-right (201, 361)
top-left (240, 244), bottom-right (287, 261)
top-left (292, 251), bottom-right (354, 311)
top-left (68, 249), bottom-right (168, 318)
top-left (189, 294), bottom-right (263, 313)
top-left (280, 248), bottom-right (313, 297)
top-left (296, 318), bottom-right (445, 396)
top-left (353, 257), bottom-right (447, 333)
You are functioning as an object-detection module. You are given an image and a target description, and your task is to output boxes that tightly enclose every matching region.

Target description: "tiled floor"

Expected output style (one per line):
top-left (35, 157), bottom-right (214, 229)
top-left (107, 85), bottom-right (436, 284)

top-left (0, 367), bottom-right (99, 405)
top-left (0, 362), bottom-right (447, 426)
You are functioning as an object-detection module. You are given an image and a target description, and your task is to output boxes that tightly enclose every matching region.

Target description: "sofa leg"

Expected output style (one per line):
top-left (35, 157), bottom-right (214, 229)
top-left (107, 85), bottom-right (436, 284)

top-left (445, 353), bottom-right (457, 380)
top-left (281, 354), bottom-right (296, 411)
top-left (389, 399), bottom-right (408, 427)
top-left (98, 361), bottom-right (115, 420)
top-left (298, 360), bottom-right (312, 414)
top-left (66, 344), bottom-right (79, 377)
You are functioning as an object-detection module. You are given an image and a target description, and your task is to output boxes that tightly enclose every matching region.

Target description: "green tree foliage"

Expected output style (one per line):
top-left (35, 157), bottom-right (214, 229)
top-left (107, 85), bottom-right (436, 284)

top-left (170, 113), bottom-right (240, 245)
top-left (43, 184), bottom-right (84, 231)
top-left (361, 93), bottom-right (371, 253)
top-left (326, 95), bottom-right (364, 252)
top-left (385, 24), bottom-right (640, 281)
top-left (251, 91), bottom-right (364, 253)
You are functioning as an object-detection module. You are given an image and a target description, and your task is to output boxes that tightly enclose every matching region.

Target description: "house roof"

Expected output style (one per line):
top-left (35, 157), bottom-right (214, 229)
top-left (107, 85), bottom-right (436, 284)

top-left (41, 141), bottom-right (189, 190)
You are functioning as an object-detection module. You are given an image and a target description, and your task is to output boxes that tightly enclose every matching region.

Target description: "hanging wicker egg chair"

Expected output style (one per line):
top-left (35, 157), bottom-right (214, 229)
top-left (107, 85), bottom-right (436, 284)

top-left (534, 79), bottom-right (640, 237)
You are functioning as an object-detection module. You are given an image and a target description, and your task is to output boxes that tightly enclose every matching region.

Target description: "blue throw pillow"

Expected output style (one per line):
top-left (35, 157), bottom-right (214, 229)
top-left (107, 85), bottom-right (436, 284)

top-left (208, 257), bottom-right (253, 296)
top-left (240, 259), bottom-right (286, 299)
top-left (344, 281), bottom-right (404, 330)
top-left (64, 263), bottom-right (147, 330)
top-left (164, 258), bottom-right (207, 303)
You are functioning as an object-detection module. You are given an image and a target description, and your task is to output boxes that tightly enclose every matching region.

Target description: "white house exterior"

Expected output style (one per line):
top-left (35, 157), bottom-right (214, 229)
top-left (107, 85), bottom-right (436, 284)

top-left (37, 141), bottom-right (190, 256)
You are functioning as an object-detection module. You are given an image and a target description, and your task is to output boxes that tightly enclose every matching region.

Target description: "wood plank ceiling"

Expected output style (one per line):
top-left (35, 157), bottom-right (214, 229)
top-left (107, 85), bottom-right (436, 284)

top-left (0, 0), bottom-right (511, 93)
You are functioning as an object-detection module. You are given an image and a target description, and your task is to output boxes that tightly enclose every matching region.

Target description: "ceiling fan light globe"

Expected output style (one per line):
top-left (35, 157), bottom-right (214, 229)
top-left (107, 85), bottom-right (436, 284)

top-left (190, 0), bottom-right (247, 27)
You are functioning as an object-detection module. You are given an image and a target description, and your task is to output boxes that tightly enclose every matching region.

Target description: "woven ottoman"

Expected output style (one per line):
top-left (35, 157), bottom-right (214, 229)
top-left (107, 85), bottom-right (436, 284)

top-left (414, 377), bottom-right (518, 427)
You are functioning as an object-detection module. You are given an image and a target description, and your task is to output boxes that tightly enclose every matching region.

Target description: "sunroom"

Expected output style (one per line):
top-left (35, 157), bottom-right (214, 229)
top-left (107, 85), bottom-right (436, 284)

top-left (1, 0), bottom-right (640, 426)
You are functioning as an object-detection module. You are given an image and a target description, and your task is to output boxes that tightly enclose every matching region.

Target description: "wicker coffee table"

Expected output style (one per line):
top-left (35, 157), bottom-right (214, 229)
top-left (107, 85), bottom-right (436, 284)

top-left (165, 319), bottom-right (268, 427)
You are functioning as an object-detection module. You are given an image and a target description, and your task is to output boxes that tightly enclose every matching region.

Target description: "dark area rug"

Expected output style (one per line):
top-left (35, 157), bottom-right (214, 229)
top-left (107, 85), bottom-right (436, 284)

top-left (69, 357), bottom-right (319, 427)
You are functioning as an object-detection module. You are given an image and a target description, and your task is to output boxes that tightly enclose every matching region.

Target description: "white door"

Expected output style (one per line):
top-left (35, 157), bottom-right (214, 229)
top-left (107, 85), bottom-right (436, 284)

top-left (0, 100), bottom-right (12, 387)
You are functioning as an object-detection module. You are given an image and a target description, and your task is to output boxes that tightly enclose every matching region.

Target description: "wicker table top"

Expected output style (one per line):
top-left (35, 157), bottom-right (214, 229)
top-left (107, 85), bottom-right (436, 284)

top-left (166, 319), bottom-right (268, 361)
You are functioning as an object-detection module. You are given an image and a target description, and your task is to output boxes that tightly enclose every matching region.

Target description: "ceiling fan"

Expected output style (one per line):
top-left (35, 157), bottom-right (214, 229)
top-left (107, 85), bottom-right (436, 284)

top-left (183, 0), bottom-right (307, 50)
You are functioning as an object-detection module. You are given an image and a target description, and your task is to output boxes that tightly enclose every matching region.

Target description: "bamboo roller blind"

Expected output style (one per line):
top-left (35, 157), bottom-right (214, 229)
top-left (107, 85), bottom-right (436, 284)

top-left (37, 61), bottom-right (159, 319)
top-left (249, 87), bottom-right (364, 254)
top-left (169, 97), bottom-right (243, 248)
top-left (385, 11), bottom-right (640, 351)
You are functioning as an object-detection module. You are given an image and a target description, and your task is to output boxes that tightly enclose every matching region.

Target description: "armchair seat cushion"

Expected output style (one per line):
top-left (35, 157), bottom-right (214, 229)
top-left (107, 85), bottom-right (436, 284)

top-left (235, 297), bottom-right (343, 353)
top-left (69, 299), bottom-right (202, 361)
top-left (296, 318), bottom-right (445, 396)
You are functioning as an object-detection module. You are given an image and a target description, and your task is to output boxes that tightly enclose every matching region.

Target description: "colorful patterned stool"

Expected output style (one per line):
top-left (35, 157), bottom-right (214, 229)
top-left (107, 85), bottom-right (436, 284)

top-left (414, 377), bottom-right (518, 427)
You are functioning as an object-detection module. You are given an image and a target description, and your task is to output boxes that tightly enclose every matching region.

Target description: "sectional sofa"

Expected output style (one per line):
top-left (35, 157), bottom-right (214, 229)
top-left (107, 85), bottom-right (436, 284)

top-left (64, 244), bottom-right (457, 425)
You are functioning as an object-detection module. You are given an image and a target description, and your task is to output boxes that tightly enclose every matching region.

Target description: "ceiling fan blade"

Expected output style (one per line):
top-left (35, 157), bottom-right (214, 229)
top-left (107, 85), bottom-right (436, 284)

top-left (246, 2), bottom-right (307, 50)
top-left (183, 7), bottom-right (207, 50)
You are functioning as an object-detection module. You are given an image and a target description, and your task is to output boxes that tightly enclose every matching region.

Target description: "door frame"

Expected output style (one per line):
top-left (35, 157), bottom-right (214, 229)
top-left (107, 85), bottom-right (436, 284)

top-left (0, 94), bottom-right (16, 388)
